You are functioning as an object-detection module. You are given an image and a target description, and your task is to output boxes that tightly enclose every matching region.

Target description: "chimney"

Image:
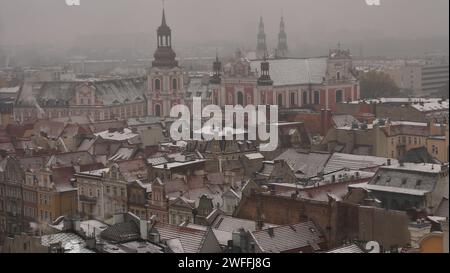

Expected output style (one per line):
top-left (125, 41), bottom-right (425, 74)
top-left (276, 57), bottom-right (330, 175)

top-left (320, 109), bottom-right (332, 136)
top-left (255, 215), bottom-right (264, 231)
top-left (85, 237), bottom-right (97, 250)
top-left (267, 227), bottom-right (274, 237)
top-left (72, 218), bottom-right (81, 233)
top-left (148, 232), bottom-right (160, 244)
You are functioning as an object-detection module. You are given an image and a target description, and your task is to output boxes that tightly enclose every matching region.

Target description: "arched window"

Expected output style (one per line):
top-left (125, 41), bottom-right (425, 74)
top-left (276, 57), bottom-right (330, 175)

top-left (313, 91), bottom-right (320, 105)
top-left (278, 94), bottom-right (283, 107)
top-left (155, 79), bottom-right (161, 91)
top-left (302, 92), bottom-right (308, 105)
top-left (237, 91), bottom-right (244, 106)
top-left (336, 90), bottom-right (344, 103)
top-left (290, 92), bottom-right (296, 107)
top-left (172, 78), bottom-right (177, 91)
top-left (154, 104), bottom-right (161, 117)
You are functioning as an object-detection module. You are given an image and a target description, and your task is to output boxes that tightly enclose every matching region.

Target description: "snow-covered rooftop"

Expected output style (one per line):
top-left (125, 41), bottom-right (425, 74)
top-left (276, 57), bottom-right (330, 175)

top-left (95, 128), bottom-right (139, 141)
top-left (349, 182), bottom-right (429, 196)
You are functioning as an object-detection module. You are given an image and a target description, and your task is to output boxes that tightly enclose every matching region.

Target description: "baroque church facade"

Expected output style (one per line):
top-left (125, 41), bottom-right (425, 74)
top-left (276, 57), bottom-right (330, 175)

top-left (209, 47), bottom-right (360, 112)
top-left (147, 12), bottom-right (360, 116)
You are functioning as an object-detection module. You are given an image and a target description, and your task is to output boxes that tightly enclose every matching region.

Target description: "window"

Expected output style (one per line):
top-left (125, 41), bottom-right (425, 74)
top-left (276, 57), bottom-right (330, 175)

top-left (336, 71), bottom-right (341, 80)
top-left (154, 104), bottom-right (161, 117)
top-left (313, 91), bottom-right (320, 105)
top-left (433, 145), bottom-right (439, 155)
top-left (414, 137), bottom-right (417, 145)
top-left (302, 92), bottom-right (308, 105)
top-left (172, 78), bottom-right (177, 91)
top-left (120, 188), bottom-right (125, 197)
top-left (237, 91), bottom-right (244, 106)
top-left (278, 94), bottom-right (283, 107)
top-left (155, 79), bottom-right (161, 91)
top-left (106, 186), bottom-right (110, 194)
top-left (416, 179), bottom-right (422, 187)
top-left (290, 92), bottom-right (296, 106)
top-left (408, 137), bottom-right (412, 145)
top-left (335, 90), bottom-right (344, 103)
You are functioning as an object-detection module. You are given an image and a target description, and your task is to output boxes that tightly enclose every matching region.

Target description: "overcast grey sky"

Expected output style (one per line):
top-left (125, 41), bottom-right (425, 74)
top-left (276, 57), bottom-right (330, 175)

top-left (0, 0), bottom-right (448, 56)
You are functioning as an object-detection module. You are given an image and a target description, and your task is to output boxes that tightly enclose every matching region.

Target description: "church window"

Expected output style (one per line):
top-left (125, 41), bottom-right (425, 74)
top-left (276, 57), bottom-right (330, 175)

top-left (155, 104), bottom-right (162, 117)
top-left (302, 92), bottom-right (308, 105)
top-left (172, 78), bottom-right (177, 91)
top-left (313, 91), bottom-right (320, 105)
top-left (155, 79), bottom-right (161, 91)
top-left (237, 91), bottom-right (244, 106)
top-left (335, 90), bottom-right (344, 103)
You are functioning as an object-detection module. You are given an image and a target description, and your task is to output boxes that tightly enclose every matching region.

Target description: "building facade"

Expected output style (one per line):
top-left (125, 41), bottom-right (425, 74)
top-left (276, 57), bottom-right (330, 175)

top-left (210, 46), bottom-right (359, 112)
top-left (14, 78), bottom-right (147, 123)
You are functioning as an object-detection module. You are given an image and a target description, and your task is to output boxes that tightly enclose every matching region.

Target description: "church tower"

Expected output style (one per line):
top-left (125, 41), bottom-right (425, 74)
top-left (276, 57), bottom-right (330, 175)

top-left (210, 53), bottom-right (222, 105)
top-left (257, 55), bottom-right (274, 106)
top-left (148, 8), bottom-right (185, 118)
top-left (276, 16), bottom-right (289, 58)
top-left (256, 17), bottom-right (268, 60)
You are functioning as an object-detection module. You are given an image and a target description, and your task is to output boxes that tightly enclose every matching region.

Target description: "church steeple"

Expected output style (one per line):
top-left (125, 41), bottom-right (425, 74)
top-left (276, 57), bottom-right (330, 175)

top-left (256, 17), bottom-right (268, 59)
top-left (152, 7), bottom-right (178, 68)
top-left (210, 52), bottom-right (222, 84)
top-left (277, 16), bottom-right (288, 58)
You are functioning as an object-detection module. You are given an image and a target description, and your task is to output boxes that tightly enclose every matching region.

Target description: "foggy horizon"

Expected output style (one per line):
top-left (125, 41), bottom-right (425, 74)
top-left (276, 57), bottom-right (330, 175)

top-left (0, 0), bottom-right (449, 59)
